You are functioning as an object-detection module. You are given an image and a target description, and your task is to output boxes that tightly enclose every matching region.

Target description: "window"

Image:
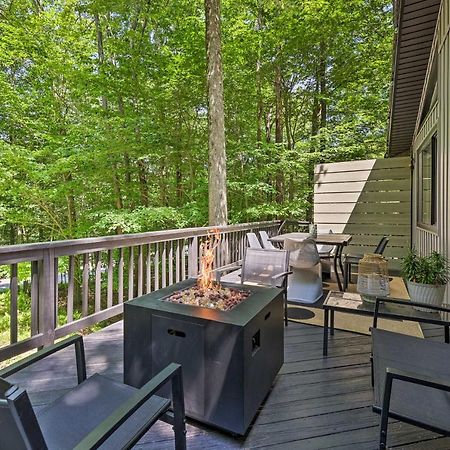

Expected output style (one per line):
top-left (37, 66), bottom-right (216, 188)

top-left (417, 134), bottom-right (437, 227)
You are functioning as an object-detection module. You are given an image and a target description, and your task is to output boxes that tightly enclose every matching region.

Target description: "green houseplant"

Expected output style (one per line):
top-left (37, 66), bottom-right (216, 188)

top-left (402, 248), bottom-right (448, 310)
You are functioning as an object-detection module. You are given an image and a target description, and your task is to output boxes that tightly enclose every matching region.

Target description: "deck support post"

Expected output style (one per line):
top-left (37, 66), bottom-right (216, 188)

top-left (38, 248), bottom-right (56, 348)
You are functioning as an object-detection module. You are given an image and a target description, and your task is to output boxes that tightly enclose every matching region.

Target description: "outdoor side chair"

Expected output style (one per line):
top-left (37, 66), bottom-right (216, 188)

top-left (0, 335), bottom-right (186, 450)
top-left (372, 328), bottom-right (450, 449)
top-left (344, 235), bottom-right (390, 289)
top-left (217, 248), bottom-right (291, 326)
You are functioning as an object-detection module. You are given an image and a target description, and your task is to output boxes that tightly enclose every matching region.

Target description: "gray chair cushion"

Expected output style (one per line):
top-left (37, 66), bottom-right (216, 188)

top-left (372, 328), bottom-right (450, 433)
top-left (37, 373), bottom-right (170, 450)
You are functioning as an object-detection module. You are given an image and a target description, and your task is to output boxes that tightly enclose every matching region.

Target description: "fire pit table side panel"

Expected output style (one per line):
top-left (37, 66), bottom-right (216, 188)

top-left (123, 304), bottom-right (153, 388)
top-left (244, 295), bottom-right (284, 426)
top-left (203, 321), bottom-right (245, 432)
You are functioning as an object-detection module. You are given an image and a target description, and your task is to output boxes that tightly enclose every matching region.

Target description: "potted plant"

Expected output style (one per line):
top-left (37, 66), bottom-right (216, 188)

top-left (402, 247), bottom-right (448, 310)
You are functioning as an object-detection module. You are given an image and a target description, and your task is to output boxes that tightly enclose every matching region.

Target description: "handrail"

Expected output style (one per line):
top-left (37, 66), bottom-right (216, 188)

top-left (0, 220), bottom-right (282, 362)
top-left (0, 221), bottom-right (278, 261)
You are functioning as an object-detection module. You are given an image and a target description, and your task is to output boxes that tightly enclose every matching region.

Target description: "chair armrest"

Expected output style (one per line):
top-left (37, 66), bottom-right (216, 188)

top-left (373, 297), bottom-right (450, 329)
top-left (0, 335), bottom-right (86, 384)
top-left (271, 271), bottom-right (292, 288)
top-left (385, 366), bottom-right (450, 392)
top-left (376, 297), bottom-right (450, 314)
top-left (271, 271), bottom-right (292, 280)
top-left (214, 263), bottom-right (242, 282)
top-left (74, 363), bottom-right (185, 450)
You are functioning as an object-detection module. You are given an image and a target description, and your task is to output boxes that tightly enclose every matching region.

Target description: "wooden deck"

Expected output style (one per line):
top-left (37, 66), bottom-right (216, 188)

top-left (6, 320), bottom-right (450, 449)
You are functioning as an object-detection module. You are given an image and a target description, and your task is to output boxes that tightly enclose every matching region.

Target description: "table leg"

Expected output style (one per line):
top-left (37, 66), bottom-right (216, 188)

top-left (445, 326), bottom-right (449, 344)
top-left (323, 308), bottom-right (329, 356)
top-left (338, 246), bottom-right (345, 277)
top-left (333, 248), bottom-right (343, 292)
top-left (330, 309), bottom-right (335, 336)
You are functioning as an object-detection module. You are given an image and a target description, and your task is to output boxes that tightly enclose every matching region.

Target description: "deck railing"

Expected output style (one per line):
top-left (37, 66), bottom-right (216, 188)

top-left (0, 221), bottom-right (281, 361)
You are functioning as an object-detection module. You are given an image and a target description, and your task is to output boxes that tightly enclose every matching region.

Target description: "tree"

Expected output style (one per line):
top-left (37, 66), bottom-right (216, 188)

top-left (205, 0), bottom-right (228, 226)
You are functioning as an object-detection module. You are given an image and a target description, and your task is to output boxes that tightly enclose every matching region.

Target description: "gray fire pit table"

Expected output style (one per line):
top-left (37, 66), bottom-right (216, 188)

top-left (123, 278), bottom-right (284, 435)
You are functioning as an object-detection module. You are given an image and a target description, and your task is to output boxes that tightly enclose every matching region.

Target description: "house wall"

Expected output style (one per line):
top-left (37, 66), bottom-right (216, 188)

top-left (412, 0), bottom-right (449, 300)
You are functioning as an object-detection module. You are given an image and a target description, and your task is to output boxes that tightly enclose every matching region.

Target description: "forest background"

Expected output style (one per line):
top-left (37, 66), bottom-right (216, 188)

top-left (0, 0), bottom-right (393, 245)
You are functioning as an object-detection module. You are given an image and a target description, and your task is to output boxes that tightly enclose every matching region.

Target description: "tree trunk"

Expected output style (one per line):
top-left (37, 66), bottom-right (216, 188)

top-left (274, 62), bottom-right (284, 204)
top-left (112, 162), bottom-right (124, 210)
top-left (319, 41), bottom-right (327, 130)
top-left (311, 76), bottom-right (320, 137)
top-left (64, 173), bottom-right (77, 234)
top-left (137, 159), bottom-right (149, 207)
top-left (205, 0), bottom-right (228, 226)
top-left (94, 14), bottom-right (107, 110)
top-left (256, 1), bottom-right (263, 146)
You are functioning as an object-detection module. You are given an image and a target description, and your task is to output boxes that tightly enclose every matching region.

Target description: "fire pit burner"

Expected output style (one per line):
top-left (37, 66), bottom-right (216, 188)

top-left (165, 284), bottom-right (250, 311)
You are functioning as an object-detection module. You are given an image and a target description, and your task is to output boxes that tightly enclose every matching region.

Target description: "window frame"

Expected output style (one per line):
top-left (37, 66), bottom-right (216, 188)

top-left (417, 133), bottom-right (437, 231)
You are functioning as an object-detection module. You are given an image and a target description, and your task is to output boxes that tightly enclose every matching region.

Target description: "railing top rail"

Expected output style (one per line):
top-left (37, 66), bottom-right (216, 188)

top-left (0, 221), bottom-right (281, 259)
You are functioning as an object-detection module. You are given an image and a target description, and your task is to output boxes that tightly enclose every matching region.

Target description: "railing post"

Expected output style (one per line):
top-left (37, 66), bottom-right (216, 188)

top-left (188, 237), bottom-right (199, 278)
top-left (38, 248), bottom-right (56, 347)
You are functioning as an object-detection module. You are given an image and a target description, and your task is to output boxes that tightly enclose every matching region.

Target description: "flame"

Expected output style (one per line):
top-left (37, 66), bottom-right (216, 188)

top-left (197, 228), bottom-right (222, 291)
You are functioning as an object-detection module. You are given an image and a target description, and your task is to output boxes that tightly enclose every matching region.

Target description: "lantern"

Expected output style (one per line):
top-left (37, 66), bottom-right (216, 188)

top-left (357, 253), bottom-right (390, 303)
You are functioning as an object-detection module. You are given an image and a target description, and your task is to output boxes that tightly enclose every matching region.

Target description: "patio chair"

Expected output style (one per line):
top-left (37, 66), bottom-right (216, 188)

top-left (0, 335), bottom-right (186, 450)
top-left (285, 237), bottom-right (323, 304)
top-left (247, 232), bottom-right (262, 248)
top-left (259, 230), bottom-right (276, 250)
top-left (217, 248), bottom-right (291, 326)
top-left (372, 328), bottom-right (450, 449)
top-left (343, 236), bottom-right (390, 289)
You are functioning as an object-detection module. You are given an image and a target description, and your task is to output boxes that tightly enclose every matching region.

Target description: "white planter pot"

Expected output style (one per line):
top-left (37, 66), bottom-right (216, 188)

top-left (406, 280), bottom-right (447, 312)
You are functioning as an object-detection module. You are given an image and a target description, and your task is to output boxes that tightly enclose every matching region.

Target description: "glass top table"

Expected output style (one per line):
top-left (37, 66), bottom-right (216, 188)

top-left (322, 291), bottom-right (450, 356)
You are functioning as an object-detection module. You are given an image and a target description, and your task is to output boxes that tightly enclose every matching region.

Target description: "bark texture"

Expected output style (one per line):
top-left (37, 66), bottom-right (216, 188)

top-left (205, 0), bottom-right (228, 226)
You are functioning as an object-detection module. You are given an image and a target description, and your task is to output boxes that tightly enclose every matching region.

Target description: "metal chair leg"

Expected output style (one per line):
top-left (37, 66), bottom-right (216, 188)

top-left (379, 373), bottom-right (394, 449)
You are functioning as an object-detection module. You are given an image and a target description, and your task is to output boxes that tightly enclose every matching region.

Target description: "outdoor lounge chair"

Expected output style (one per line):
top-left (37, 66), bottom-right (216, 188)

top-left (217, 247), bottom-right (291, 326)
top-left (372, 327), bottom-right (450, 449)
top-left (246, 232), bottom-right (262, 248)
top-left (344, 235), bottom-right (390, 289)
top-left (0, 335), bottom-right (186, 450)
top-left (285, 237), bottom-right (323, 304)
top-left (259, 230), bottom-right (276, 250)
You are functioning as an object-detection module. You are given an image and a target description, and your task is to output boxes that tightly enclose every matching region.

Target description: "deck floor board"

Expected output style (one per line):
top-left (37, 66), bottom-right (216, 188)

top-left (5, 319), bottom-right (450, 449)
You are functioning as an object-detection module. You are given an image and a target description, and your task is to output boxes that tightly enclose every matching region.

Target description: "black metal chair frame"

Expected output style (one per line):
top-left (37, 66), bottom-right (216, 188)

top-left (375, 367), bottom-right (450, 449)
top-left (343, 235), bottom-right (390, 290)
top-left (371, 299), bottom-right (450, 449)
top-left (370, 297), bottom-right (450, 385)
top-left (0, 335), bottom-right (186, 450)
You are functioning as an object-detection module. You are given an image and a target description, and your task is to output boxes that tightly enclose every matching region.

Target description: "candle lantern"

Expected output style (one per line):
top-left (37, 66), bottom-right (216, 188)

top-left (357, 253), bottom-right (390, 303)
